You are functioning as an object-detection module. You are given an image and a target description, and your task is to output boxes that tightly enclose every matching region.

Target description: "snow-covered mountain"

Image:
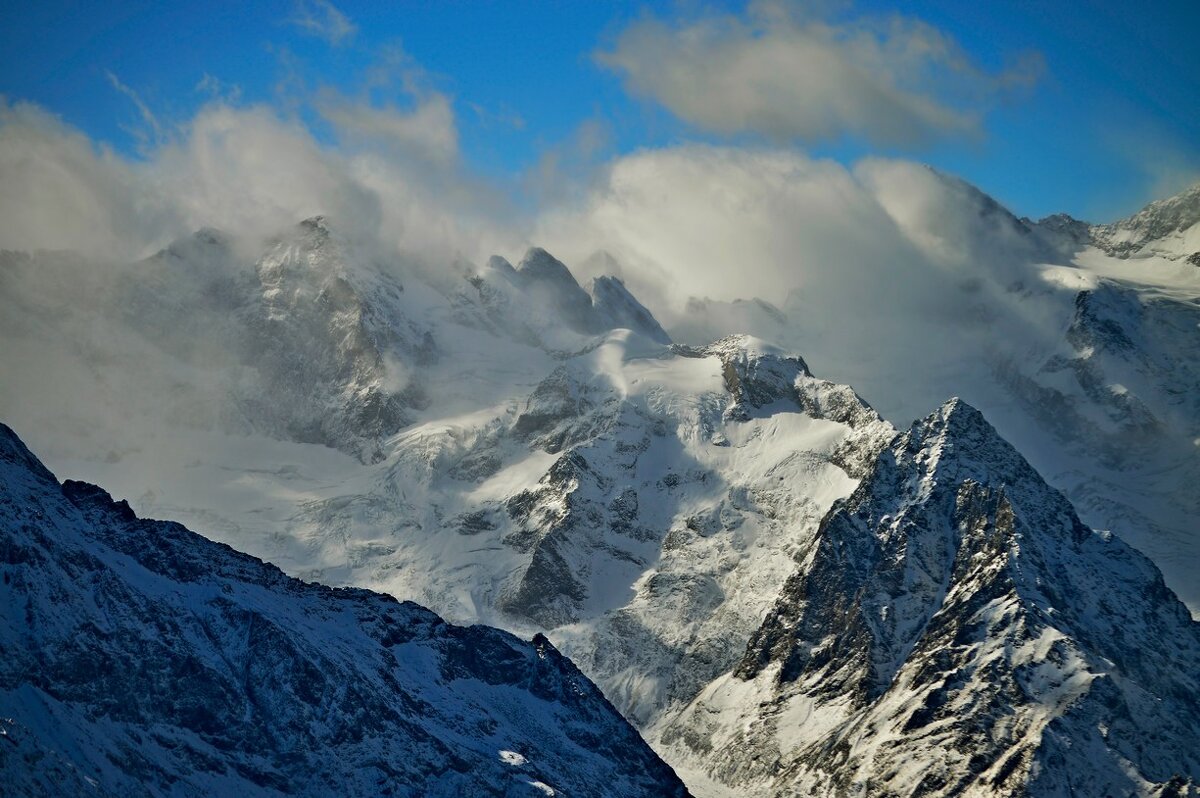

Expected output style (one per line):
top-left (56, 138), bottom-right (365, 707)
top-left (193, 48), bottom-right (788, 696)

top-left (0, 422), bottom-right (689, 797)
top-left (658, 400), bottom-right (1200, 796)
top-left (1088, 182), bottom-right (1200, 261)
top-left (668, 177), bottom-right (1200, 615)
top-left (2, 178), bottom-right (1199, 796)
top-left (1023, 180), bottom-right (1199, 262)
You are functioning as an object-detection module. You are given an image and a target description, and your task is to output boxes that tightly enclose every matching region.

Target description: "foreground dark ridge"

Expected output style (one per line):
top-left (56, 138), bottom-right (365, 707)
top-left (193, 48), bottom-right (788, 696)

top-left (0, 423), bottom-right (689, 798)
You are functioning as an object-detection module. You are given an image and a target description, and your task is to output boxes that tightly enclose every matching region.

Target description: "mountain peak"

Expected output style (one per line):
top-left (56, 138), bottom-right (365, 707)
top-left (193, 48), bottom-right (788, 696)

top-left (1091, 181), bottom-right (1200, 259)
top-left (512, 247), bottom-right (599, 333)
top-left (716, 393), bottom-right (1200, 796)
top-left (0, 422), bottom-right (56, 486)
top-left (590, 275), bottom-right (671, 344)
top-left (517, 247), bottom-right (579, 285)
top-left (299, 214), bottom-right (331, 233)
top-left (486, 253), bottom-right (517, 276)
top-left (924, 395), bottom-right (993, 441)
top-left (900, 396), bottom-right (1043, 493)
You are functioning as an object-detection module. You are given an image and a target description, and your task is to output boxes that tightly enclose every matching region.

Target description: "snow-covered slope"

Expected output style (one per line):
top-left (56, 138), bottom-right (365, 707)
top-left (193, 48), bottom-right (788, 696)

top-left (991, 271), bottom-right (1200, 605)
top-left (660, 400), bottom-right (1200, 797)
top-left (216, 329), bottom-right (892, 735)
top-left (0, 422), bottom-right (689, 797)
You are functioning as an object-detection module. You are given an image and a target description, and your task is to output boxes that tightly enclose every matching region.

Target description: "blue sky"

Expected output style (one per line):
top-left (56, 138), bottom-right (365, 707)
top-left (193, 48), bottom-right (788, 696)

top-left (2, 0), bottom-right (1198, 221)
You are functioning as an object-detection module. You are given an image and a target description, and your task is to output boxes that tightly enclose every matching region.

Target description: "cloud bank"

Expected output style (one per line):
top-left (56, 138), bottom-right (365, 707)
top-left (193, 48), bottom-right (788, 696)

top-left (535, 144), bottom-right (1067, 420)
top-left (0, 92), bottom-right (510, 268)
top-left (597, 0), bottom-right (1041, 147)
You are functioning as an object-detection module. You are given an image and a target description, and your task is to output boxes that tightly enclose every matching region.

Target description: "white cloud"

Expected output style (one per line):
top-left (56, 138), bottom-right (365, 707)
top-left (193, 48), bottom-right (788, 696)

top-left (534, 144), bottom-right (1066, 420)
top-left (537, 146), bottom-right (903, 303)
top-left (105, 71), bottom-right (164, 148)
top-left (318, 90), bottom-right (459, 166)
top-left (597, 1), bottom-right (1041, 147)
top-left (310, 42), bottom-right (462, 169)
top-left (149, 104), bottom-right (383, 244)
top-left (289, 0), bottom-right (357, 46)
top-left (0, 95), bottom-right (507, 267)
top-left (0, 101), bottom-right (174, 259)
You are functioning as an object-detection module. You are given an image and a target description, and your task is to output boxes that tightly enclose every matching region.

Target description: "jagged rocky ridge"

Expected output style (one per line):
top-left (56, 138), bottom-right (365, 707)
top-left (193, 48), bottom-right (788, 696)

top-left (0, 423), bottom-right (689, 797)
top-left (659, 400), bottom-right (1200, 797)
top-left (1030, 181), bottom-right (1200, 262)
top-left (668, 177), bottom-right (1200, 613)
top-left (119, 218), bottom-right (437, 463)
top-left (466, 247), bottom-right (671, 349)
top-left (323, 331), bottom-right (897, 734)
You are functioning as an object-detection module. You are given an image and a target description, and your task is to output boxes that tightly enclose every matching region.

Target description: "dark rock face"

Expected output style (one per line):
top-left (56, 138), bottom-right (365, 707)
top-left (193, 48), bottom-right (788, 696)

top-left (995, 281), bottom-right (1200, 472)
top-left (512, 366), bottom-right (596, 447)
top-left (713, 400), bottom-right (1200, 796)
top-left (244, 220), bottom-right (422, 462)
top-left (500, 451), bottom-right (607, 627)
top-left (705, 338), bottom-right (813, 417)
top-left (0, 423), bottom-right (689, 798)
top-left (497, 338), bottom-right (892, 639)
top-left (1034, 212), bottom-right (1094, 246)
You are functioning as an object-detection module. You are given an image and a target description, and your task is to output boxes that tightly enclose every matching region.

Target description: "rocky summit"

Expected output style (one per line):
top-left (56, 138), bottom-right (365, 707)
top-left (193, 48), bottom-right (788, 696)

top-left (662, 399), bottom-right (1200, 796)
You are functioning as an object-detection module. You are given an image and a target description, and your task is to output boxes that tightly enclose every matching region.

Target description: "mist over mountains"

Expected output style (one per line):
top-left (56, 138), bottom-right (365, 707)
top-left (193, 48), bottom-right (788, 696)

top-left (2, 161), bottom-right (1198, 795)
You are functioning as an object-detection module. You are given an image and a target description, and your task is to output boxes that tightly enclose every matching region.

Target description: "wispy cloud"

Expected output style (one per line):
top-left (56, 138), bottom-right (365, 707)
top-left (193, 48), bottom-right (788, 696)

top-left (1102, 122), bottom-right (1200, 219)
top-left (195, 73), bottom-right (243, 104)
top-left (318, 90), bottom-right (459, 166)
top-left (289, 0), bottom-right (357, 46)
top-left (105, 70), bottom-right (164, 147)
top-left (596, 0), bottom-right (1042, 148)
top-left (526, 116), bottom-right (613, 202)
top-left (313, 44), bottom-right (461, 167)
top-left (468, 102), bottom-right (526, 132)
